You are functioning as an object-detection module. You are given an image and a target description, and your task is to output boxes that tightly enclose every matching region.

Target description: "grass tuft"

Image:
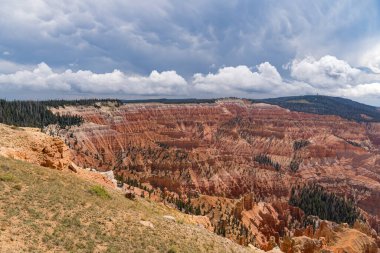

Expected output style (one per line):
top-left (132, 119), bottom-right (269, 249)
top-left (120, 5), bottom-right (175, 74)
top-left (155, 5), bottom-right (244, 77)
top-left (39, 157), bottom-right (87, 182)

top-left (0, 172), bottom-right (15, 182)
top-left (89, 185), bottom-right (111, 199)
top-left (167, 247), bottom-right (177, 253)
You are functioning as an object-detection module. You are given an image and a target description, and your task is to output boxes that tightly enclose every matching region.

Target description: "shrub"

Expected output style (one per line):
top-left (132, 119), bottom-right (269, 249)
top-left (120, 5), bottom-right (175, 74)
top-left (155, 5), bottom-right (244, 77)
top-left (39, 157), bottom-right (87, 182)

top-left (289, 159), bottom-right (301, 173)
top-left (167, 248), bottom-right (177, 253)
top-left (0, 173), bottom-right (15, 182)
top-left (89, 185), bottom-right (111, 199)
top-left (293, 139), bottom-right (310, 151)
top-left (13, 184), bottom-right (22, 191)
top-left (0, 165), bottom-right (10, 171)
top-left (125, 192), bottom-right (136, 200)
top-left (347, 140), bottom-right (361, 147)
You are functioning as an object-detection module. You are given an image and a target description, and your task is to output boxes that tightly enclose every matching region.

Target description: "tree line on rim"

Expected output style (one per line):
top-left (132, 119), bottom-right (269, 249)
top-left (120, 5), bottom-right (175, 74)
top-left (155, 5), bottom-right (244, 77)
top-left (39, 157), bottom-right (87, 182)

top-left (0, 99), bottom-right (121, 129)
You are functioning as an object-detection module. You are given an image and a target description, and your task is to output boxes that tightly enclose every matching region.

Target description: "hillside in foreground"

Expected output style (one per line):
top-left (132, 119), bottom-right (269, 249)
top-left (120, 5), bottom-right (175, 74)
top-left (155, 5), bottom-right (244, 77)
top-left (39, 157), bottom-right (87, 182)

top-left (0, 156), bottom-right (257, 253)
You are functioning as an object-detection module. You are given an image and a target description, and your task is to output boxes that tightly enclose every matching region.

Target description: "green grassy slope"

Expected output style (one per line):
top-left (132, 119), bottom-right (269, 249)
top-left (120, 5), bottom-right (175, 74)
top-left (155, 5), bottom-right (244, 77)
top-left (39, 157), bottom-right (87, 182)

top-left (0, 156), bottom-right (256, 253)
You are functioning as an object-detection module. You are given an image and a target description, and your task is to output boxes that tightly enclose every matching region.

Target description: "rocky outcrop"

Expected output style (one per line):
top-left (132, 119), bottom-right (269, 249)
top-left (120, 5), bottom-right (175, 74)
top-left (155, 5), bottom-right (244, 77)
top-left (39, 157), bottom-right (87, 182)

top-left (281, 236), bottom-right (323, 253)
top-left (312, 221), bottom-right (377, 253)
top-left (0, 124), bottom-right (71, 170)
top-left (191, 193), bottom-right (378, 252)
top-left (240, 201), bottom-right (304, 247)
top-left (279, 220), bottom-right (378, 253)
top-left (52, 100), bottom-right (380, 235)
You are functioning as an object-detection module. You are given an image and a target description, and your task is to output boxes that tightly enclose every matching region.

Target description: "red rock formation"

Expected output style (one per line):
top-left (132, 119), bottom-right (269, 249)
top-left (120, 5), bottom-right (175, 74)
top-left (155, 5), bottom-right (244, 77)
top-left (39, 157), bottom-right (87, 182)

top-left (0, 124), bottom-right (71, 170)
top-left (312, 221), bottom-right (377, 253)
top-left (240, 200), bottom-right (304, 247)
top-left (51, 100), bottom-right (380, 234)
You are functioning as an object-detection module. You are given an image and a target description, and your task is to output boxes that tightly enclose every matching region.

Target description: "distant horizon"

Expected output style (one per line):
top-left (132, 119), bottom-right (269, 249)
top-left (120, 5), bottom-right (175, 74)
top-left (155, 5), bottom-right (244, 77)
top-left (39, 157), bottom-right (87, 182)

top-left (1, 94), bottom-right (379, 107)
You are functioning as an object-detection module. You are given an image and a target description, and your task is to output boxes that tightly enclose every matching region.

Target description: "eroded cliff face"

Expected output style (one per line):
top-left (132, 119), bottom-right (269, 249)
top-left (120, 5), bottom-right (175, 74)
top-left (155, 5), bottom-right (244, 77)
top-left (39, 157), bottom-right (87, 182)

top-left (0, 124), bottom-right (71, 170)
top-left (51, 100), bottom-right (380, 235)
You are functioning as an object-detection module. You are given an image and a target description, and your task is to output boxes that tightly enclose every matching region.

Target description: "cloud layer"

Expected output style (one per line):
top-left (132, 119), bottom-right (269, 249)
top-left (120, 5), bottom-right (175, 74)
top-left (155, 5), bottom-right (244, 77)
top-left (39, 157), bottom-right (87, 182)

top-left (0, 62), bottom-right (187, 95)
top-left (1, 1), bottom-right (380, 76)
top-left (1, 1), bottom-right (380, 103)
top-left (193, 63), bottom-right (282, 94)
top-left (1, 55), bottom-right (380, 103)
top-left (288, 55), bottom-right (380, 98)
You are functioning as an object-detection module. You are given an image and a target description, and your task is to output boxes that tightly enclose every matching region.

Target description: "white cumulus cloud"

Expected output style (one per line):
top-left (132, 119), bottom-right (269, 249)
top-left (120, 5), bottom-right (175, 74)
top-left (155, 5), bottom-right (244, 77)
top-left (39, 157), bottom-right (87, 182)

top-left (288, 55), bottom-right (380, 98)
top-left (0, 62), bottom-right (188, 95)
top-left (336, 83), bottom-right (380, 97)
top-left (1, 56), bottom-right (380, 103)
top-left (289, 55), bottom-right (362, 88)
top-left (192, 63), bottom-right (283, 94)
top-left (359, 43), bottom-right (380, 74)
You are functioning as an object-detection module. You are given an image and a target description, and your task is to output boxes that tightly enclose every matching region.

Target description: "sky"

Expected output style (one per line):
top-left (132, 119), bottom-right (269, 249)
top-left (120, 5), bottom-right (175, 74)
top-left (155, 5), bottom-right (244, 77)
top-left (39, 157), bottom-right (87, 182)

top-left (1, 1), bottom-right (380, 105)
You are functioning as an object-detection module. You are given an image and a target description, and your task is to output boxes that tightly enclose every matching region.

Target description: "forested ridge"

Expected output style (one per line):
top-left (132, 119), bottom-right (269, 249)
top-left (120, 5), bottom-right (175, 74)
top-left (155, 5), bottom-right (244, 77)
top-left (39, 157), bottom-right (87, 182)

top-left (257, 95), bottom-right (380, 122)
top-left (43, 99), bottom-right (122, 108)
top-left (0, 100), bottom-right (82, 128)
top-left (0, 99), bottom-right (125, 128)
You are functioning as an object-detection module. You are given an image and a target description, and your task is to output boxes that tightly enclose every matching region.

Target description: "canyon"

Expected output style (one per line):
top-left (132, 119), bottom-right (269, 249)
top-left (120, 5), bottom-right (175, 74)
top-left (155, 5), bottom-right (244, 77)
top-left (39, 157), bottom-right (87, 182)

top-left (47, 99), bottom-right (380, 250)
